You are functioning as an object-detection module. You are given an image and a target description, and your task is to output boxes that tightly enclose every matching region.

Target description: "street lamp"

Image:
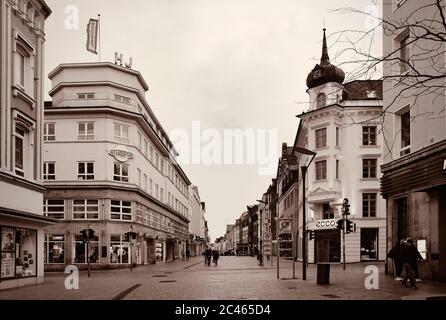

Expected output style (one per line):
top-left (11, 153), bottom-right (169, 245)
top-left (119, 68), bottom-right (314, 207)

top-left (256, 199), bottom-right (268, 267)
top-left (293, 146), bottom-right (317, 281)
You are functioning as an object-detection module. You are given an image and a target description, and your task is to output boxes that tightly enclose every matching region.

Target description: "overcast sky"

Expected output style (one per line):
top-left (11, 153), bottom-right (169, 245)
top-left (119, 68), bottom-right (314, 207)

top-left (44, 0), bottom-right (382, 241)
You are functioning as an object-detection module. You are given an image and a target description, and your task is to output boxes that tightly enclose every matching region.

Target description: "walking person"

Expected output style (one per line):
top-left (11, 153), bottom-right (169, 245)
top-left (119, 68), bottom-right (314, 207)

top-left (212, 250), bottom-right (220, 266)
top-left (387, 241), bottom-right (403, 281)
top-left (205, 249), bottom-right (212, 266)
top-left (400, 238), bottom-right (418, 289)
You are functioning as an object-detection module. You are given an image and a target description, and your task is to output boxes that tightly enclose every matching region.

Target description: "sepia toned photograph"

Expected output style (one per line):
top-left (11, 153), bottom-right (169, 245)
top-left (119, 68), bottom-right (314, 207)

top-left (0, 0), bottom-right (446, 314)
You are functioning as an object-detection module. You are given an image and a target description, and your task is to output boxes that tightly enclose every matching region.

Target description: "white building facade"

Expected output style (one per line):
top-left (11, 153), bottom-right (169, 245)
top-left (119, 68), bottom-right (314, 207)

top-left (295, 30), bottom-right (386, 264)
top-left (0, 0), bottom-right (52, 290)
top-left (43, 62), bottom-right (192, 270)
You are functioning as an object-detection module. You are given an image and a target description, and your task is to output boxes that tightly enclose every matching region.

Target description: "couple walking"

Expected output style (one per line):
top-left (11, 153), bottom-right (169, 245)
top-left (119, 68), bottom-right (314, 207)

top-left (204, 249), bottom-right (220, 266)
top-left (388, 238), bottom-right (423, 289)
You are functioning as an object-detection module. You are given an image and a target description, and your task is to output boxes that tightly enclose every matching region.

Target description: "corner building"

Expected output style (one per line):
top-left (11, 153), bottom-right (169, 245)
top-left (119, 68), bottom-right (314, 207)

top-left (43, 62), bottom-right (191, 270)
top-left (295, 30), bottom-right (386, 264)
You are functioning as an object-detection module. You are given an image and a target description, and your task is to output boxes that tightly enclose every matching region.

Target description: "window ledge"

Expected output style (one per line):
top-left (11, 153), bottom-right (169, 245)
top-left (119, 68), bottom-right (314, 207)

top-left (360, 145), bottom-right (379, 149)
top-left (13, 86), bottom-right (35, 108)
top-left (360, 178), bottom-right (380, 182)
top-left (315, 147), bottom-right (329, 152)
top-left (314, 179), bottom-right (328, 183)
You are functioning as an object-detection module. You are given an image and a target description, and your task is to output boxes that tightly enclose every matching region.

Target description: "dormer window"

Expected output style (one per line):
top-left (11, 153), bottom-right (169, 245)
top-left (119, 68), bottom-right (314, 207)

top-left (316, 93), bottom-right (326, 109)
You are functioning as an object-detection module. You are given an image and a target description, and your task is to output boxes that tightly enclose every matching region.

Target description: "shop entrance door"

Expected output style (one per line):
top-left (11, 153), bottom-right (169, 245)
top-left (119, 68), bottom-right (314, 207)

top-left (315, 230), bottom-right (341, 263)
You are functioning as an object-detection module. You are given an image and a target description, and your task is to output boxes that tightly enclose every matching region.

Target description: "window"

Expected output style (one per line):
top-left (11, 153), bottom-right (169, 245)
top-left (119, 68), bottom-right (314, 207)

top-left (110, 235), bottom-right (130, 264)
top-left (111, 200), bottom-right (132, 220)
top-left (160, 188), bottom-right (164, 202)
top-left (149, 179), bottom-right (153, 195)
top-left (77, 93), bottom-right (95, 99)
top-left (78, 162), bottom-right (94, 180)
top-left (401, 110), bottom-right (411, 156)
top-left (44, 123), bottom-right (55, 141)
top-left (336, 160), bottom-right (339, 180)
top-left (155, 153), bottom-right (159, 170)
top-left (316, 93), bottom-right (326, 109)
top-left (43, 162), bottom-right (56, 180)
top-left (150, 146), bottom-right (154, 163)
top-left (14, 37), bottom-right (33, 94)
top-left (137, 131), bottom-right (142, 150)
top-left (363, 126), bottom-right (377, 146)
top-left (74, 235), bottom-right (99, 264)
top-left (114, 163), bottom-right (129, 182)
top-left (18, 48), bottom-right (26, 86)
top-left (362, 193), bottom-right (377, 218)
top-left (323, 203), bottom-right (334, 219)
top-left (360, 229), bottom-right (378, 261)
top-left (114, 123), bottom-right (129, 144)
top-left (43, 199), bottom-right (65, 220)
top-left (316, 160), bottom-right (327, 181)
top-left (143, 174), bottom-right (148, 191)
top-left (160, 158), bottom-right (164, 174)
top-left (73, 200), bottom-right (99, 220)
top-left (155, 184), bottom-right (159, 199)
top-left (336, 127), bottom-right (340, 147)
top-left (144, 139), bottom-right (148, 157)
top-left (44, 235), bottom-right (65, 264)
top-left (14, 126), bottom-right (25, 177)
top-left (363, 159), bottom-right (377, 179)
top-left (114, 94), bottom-right (131, 104)
top-left (0, 227), bottom-right (37, 278)
top-left (400, 33), bottom-right (409, 73)
top-left (78, 122), bottom-right (94, 141)
top-left (137, 169), bottom-right (142, 186)
top-left (315, 128), bottom-right (327, 149)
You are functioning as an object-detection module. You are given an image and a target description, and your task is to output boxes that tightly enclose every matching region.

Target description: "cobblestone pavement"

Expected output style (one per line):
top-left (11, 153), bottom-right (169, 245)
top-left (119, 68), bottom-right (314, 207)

top-left (0, 256), bottom-right (445, 300)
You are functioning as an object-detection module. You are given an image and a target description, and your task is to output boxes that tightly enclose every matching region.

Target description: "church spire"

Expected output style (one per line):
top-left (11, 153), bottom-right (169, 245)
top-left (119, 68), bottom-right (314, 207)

top-left (321, 28), bottom-right (330, 65)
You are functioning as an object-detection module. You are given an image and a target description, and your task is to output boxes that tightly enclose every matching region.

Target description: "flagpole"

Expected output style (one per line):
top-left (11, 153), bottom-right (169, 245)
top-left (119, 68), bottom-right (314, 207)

top-left (98, 14), bottom-right (101, 62)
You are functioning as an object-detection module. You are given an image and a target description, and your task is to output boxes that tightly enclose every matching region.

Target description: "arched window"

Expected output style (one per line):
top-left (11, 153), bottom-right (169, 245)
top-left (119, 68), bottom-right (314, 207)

top-left (316, 93), bottom-right (326, 109)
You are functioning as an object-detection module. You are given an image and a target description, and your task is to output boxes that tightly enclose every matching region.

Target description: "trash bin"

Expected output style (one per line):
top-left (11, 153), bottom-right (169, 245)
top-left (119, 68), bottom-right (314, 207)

top-left (317, 263), bottom-right (330, 285)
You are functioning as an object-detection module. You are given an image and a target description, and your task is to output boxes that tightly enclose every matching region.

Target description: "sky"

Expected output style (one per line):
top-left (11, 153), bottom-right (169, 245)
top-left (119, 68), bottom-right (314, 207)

top-left (44, 0), bottom-right (382, 241)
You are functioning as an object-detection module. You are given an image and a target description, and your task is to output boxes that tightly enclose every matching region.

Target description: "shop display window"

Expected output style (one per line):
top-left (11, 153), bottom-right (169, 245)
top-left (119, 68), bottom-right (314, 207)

top-left (45, 235), bottom-right (65, 264)
top-left (110, 235), bottom-right (130, 264)
top-left (74, 235), bottom-right (99, 264)
top-left (1, 226), bottom-right (37, 279)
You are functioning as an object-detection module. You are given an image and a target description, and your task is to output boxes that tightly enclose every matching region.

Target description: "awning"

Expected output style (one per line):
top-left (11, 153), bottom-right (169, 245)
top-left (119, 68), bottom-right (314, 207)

top-left (0, 207), bottom-right (58, 226)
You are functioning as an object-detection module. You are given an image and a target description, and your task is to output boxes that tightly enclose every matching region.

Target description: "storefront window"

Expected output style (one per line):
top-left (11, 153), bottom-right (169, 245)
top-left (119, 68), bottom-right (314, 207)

top-left (74, 235), bottom-right (99, 264)
top-left (45, 235), bottom-right (65, 264)
top-left (1, 226), bottom-right (37, 279)
top-left (360, 228), bottom-right (378, 261)
top-left (110, 235), bottom-right (130, 264)
top-left (155, 241), bottom-right (164, 262)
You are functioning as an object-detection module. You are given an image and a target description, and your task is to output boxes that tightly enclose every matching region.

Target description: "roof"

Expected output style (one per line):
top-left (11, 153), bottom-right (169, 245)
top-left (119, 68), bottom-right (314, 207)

top-left (343, 80), bottom-right (383, 100)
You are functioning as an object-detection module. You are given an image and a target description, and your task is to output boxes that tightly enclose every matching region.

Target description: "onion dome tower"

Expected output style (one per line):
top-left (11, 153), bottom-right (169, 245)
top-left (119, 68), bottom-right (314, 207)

top-left (306, 29), bottom-right (345, 89)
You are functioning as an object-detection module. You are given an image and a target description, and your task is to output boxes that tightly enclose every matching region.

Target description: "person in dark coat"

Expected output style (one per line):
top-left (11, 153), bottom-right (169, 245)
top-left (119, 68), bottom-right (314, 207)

top-left (205, 249), bottom-right (212, 266)
top-left (212, 250), bottom-right (220, 266)
top-left (388, 241), bottom-right (403, 280)
top-left (400, 238), bottom-right (418, 289)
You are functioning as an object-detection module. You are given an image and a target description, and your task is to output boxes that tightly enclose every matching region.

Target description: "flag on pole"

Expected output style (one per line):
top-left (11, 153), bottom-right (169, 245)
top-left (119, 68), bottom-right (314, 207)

top-left (86, 18), bottom-right (99, 54)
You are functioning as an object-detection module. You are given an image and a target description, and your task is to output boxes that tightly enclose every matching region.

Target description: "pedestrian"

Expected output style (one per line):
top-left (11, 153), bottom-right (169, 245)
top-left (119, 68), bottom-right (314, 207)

top-left (181, 250), bottom-right (185, 261)
top-left (400, 238), bottom-right (419, 289)
top-left (212, 250), bottom-right (220, 266)
top-left (205, 249), bottom-right (212, 266)
top-left (387, 241), bottom-right (403, 281)
top-left (410, 240), bottom-right (424, 282)
top-left (186, 249), bottom-right (190, 261)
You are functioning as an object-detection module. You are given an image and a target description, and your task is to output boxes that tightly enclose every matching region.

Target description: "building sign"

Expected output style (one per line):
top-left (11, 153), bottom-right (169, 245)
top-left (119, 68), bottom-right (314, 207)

top-left (108, 145), bottom-right (134, 162)
top-left (314, 219), bottom-right (337, 230)
top-left (278, 219), bottom-right (292, 233)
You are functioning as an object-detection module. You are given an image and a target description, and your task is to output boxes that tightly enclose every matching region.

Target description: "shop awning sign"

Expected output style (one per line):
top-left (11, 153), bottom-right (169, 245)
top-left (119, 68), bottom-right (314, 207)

top-left (314, 219), bottom-right (337, 230)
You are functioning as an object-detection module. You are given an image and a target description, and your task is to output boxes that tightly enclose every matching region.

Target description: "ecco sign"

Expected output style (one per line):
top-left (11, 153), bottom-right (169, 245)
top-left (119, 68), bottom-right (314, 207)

top-left (315, 219), bottom-right (337, 229)
top-left (108, 145), bottom-right (134, 162)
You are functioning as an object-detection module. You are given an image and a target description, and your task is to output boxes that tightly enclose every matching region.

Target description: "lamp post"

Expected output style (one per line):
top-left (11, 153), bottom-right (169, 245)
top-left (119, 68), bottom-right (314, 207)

top-left (293, 146), bottom-right (317, 281)
top-left (256, 199), bottom-right (268, 267)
